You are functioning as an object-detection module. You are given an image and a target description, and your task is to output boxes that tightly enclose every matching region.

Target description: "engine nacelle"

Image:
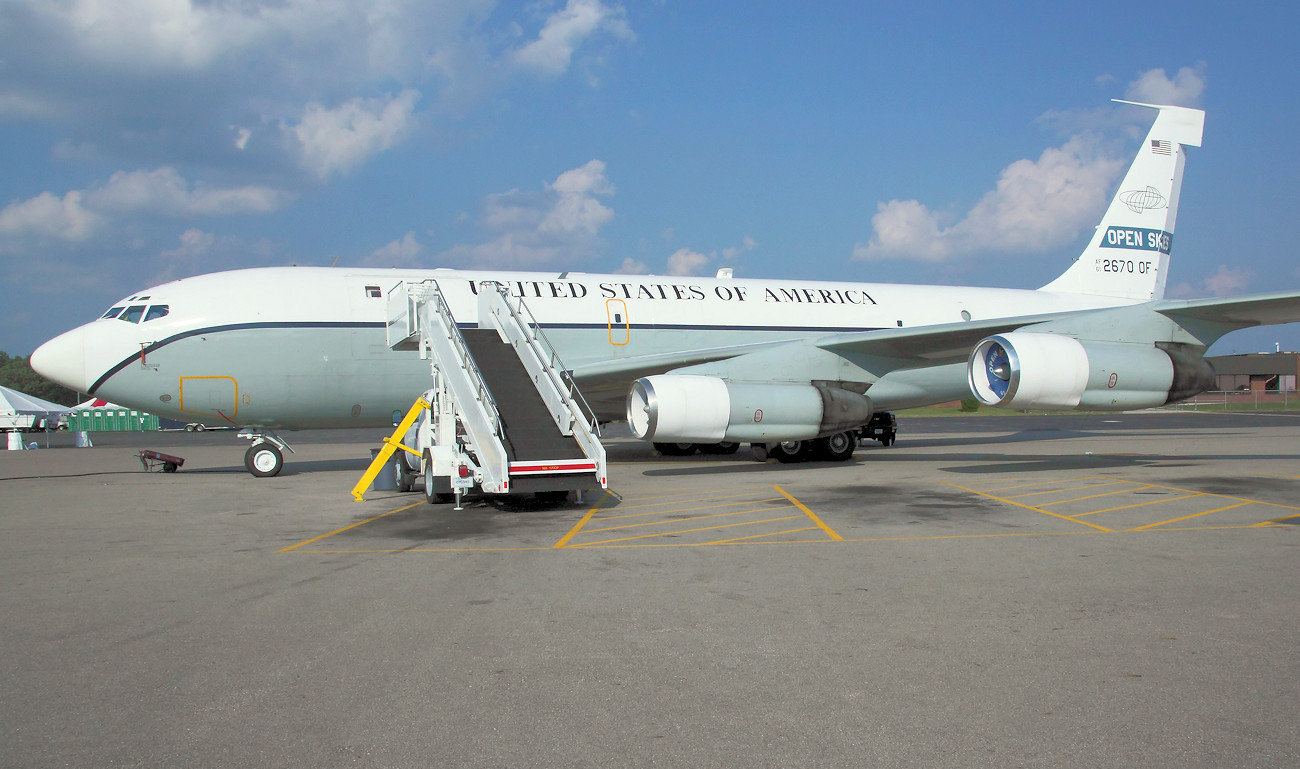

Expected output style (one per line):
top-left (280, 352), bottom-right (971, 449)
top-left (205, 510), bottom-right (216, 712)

top-left (968, 332), bottom-right (1214, 411)
top-left (626, 375), bottom-right (872, 443)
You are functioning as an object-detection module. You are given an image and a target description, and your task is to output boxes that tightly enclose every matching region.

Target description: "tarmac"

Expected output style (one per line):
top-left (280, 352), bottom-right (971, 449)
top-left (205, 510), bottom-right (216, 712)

top-left (2, 412), bottom-right (1298, 768)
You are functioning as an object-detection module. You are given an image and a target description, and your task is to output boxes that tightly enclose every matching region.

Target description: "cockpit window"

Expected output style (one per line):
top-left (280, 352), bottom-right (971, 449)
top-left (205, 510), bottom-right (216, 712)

top-left (119, 305), bottom-right (147, 323)
top-left (143, 305), bottom-right (170, 322)
top-left (102, 307), bottom-right (125, 319)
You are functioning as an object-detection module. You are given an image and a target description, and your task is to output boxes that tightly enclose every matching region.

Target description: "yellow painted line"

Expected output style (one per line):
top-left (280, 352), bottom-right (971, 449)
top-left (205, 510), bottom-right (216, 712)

top-left (1126, 502), bottom-right (1253, 532)
top-left (979, 477), bottom-right (1109, 493)
top-left (941, 481), bottom-right (1114, 532)
top-left (580, 506), bottom-right (781, 535)
top-left (1007, 481), bottom-right (1126, 499)
top-left (592, 496), bottom-right (783, 522)
top-left (1071, 493), bottom-right (1205, 517)
top-left (702, 527), bottom-right (819, 545)
top-left (1251, 511), bottom-right (1300, 527)
top-left (775, 484), bottom-right (844, 541)
top-left (278, 501), bottom-right (425, 553)
top-left (572, 515), bottom-right (805, 547)
top-left (1044, 484), bottom-right (1155, 505)
top-left (553, 489), bottom-right (613, 549)
top-left (598, 489), bottom-right (772, 509)
top-left (1140, 482), bottom-right (1300, 513)
top-left (280, 545), bottom-right (557, 553)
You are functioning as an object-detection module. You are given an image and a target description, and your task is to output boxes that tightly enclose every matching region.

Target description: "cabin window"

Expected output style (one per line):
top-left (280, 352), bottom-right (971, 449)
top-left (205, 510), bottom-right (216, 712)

top-left (119, 305), bottom-right (147, 323)
top-left (143, 305), bottom-right (170, 322)
top-left (365, 285), bottom-right (382, 298)
top-left (102, 307), bottom-right (125, 319)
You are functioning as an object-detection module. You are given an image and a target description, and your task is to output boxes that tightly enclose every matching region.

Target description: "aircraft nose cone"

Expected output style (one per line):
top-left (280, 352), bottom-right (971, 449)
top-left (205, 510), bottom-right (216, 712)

top-left (31, 327), bottom-right (90, 393)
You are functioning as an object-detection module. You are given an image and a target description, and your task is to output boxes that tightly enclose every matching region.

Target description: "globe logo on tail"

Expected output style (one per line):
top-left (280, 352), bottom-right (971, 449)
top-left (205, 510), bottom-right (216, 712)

top-left (1120, 186), bottom-right (1167, 214)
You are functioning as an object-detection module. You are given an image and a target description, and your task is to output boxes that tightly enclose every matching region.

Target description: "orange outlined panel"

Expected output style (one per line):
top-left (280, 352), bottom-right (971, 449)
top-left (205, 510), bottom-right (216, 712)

top-left (178, 376), bottom-right (238, 420)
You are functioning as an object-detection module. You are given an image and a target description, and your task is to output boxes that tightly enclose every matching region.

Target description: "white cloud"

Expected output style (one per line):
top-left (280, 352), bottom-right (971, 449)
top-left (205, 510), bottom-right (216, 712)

top-left (363, 231), bottom-right (425, 268)
top-left (439, 159), bottom-right (616, 269)
top-left (0, 166), bottom-right (289, 254)
top-left (1125, 65), bottom-right (1206, 107)
top-left (666, 248), bottom-right (709, 276)
top-left (1, 1), bottom-right (635, 176)
top-left (0, 190), bottom-right (100, 243)
top-left (511, 0), bottom-right (633, 77)
top-left (153, 227), bottom-right (280, 283)
top-left (161, 228), bottom-right (216, 261)
top-left (614, 257), bottom-right (646, 274)
top-left (1166, 265), bottom-right (1252, 299)
top-left (291, 90), bottom-right (421, 179)
top-left (722, 236), bottom-right (757, 262)
top-left (856, 134), bottom-right (1125, 262)
top-left (87, 167), bottom-right (290, 216)
top-left (542, 159), bottom-right (615, 235)
top-left (1203, 265), bottom-right (1250, 296)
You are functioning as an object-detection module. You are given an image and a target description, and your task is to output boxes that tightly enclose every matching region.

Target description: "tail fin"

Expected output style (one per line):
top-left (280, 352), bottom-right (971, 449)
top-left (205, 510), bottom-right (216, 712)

top-left (1040, 101), bottom-right (1205, 301)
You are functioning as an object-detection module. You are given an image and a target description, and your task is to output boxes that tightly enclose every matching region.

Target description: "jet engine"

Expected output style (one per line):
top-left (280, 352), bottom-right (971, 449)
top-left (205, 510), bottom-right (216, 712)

top-left (968, 332), bottom-right (1215, 411)
top-left (626, 375), bottom-right (872, 443)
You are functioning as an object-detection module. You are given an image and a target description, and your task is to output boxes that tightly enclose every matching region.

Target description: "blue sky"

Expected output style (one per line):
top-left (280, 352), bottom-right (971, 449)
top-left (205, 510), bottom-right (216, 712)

top-left (3, 1), bottom-right (1299, 356)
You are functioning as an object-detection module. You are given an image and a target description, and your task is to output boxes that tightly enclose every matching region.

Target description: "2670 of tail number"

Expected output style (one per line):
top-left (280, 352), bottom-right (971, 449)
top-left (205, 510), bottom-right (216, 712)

top-left (1097, 259), bottom-right (1153, 274)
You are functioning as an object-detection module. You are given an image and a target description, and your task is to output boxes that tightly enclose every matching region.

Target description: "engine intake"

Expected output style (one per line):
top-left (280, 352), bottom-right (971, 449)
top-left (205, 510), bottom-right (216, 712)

top-left (626, 375), bottom-right (872, 443)
top-left (968, 332), bottom-right (1213, 411)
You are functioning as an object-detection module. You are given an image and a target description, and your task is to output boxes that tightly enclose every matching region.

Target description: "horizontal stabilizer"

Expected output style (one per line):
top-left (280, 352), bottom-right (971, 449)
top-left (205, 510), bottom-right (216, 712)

top-left (1155, 291), bottom-right (1300, 328)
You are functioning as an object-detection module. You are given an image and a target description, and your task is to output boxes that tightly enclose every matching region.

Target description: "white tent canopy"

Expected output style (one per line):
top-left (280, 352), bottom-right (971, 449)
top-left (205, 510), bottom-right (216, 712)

top-left (1, 385), bottom-right (70, 429)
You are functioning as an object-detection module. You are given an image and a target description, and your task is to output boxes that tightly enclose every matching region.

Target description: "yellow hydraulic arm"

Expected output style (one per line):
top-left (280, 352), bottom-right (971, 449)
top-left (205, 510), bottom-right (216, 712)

top-left (351, 397), bottom-right (430, 502)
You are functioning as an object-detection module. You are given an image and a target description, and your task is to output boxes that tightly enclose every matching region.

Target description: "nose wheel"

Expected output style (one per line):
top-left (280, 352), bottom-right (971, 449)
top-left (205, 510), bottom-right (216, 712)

top-left (238, 430), bottom-right (294, 478)
top-left (244, 442), bottom-right (284, 477)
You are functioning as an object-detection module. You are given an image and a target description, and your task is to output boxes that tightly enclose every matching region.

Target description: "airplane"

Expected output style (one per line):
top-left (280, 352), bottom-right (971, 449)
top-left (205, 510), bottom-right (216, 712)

top-left (31, 101), bottom-right (1300, 484)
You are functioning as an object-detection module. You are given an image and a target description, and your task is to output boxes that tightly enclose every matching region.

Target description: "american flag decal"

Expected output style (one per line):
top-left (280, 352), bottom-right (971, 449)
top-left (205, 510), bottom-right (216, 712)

top-left (1150, 139), bottom-right (1172, 155)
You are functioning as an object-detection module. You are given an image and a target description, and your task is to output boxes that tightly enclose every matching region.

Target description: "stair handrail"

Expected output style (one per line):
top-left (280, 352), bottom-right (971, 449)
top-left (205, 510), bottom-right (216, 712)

top-left (410, 280), bottom-right (503, 436)
top-left (480, 281), bottom-right (602, 437)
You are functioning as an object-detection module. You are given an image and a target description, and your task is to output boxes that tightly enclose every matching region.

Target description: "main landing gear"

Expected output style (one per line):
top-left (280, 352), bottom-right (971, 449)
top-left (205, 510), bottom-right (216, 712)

top-left (748, 414), bottom-right (898, 464)
top-left (752, 431), bottom-right (856, 463)
top-left (239, 430), bottom-right (295, 478)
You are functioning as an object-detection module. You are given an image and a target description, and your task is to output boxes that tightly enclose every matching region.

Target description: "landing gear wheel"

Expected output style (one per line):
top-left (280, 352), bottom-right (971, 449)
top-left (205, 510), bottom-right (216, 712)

top-left (771, 440), bottom-right (812, 463)
top-left (244, 443), bottom-right (284, 478)
top-left (814, 431), bottom-right (857, 462)
top-left (654, 442), bottom-right (697, 456)
top-left (698, 441), bottom-right (740, 455)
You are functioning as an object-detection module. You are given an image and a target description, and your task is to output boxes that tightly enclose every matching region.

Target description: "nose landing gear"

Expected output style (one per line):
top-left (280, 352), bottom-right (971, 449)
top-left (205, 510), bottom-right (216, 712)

top-left (238, 430), bottom-right (295, 478)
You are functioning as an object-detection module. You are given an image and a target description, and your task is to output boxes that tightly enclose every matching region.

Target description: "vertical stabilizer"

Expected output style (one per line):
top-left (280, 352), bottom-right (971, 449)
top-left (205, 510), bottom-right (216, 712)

top-left (1041, 102), bottom-right (1205, 301)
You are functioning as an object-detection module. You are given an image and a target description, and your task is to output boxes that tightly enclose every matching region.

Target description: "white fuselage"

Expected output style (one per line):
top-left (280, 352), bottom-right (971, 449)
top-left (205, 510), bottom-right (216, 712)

top-left (32, 266), bottom-right (1128, 429)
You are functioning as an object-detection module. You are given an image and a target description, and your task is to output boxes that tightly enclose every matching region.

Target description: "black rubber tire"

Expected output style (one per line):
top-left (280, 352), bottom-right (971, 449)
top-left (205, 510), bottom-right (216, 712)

top-left (654, 442), bottom-right (697, 456)
top-left (163, 462), bottom-right (178, 473)
top-left (244, 443), bottom-right (283, 478)
top-left (697, 441), bottom-right (740, 455)
top-left (814, 431), bottom-right (857, 462)
top-left (771, 440), bottom-right (811, 463)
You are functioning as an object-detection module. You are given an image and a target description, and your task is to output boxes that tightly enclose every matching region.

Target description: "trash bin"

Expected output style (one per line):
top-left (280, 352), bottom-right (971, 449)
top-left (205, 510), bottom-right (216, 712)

top-left (6, 432), bottom-right (23, 451)
top-left (369, 448), bottom-right (399, 491)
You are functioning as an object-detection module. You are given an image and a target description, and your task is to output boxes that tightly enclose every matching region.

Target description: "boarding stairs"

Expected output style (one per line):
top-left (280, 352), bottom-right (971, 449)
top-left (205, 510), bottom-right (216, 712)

top-left (354, 279), bottom-right (606, 503)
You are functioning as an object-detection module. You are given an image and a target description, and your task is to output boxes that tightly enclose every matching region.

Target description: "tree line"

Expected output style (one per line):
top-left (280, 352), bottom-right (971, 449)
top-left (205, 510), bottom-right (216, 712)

top-left (0, 351), bottom-right (80, 406)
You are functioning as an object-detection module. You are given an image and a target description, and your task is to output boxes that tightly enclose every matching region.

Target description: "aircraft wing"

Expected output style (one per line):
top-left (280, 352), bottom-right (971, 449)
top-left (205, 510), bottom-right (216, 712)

top-left (811, 310), bottom-right (1078, 366)
top-left (1154, 290), bottom-right (1300, 328)
top-left (570, 310), bottom-right (1078, 386)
